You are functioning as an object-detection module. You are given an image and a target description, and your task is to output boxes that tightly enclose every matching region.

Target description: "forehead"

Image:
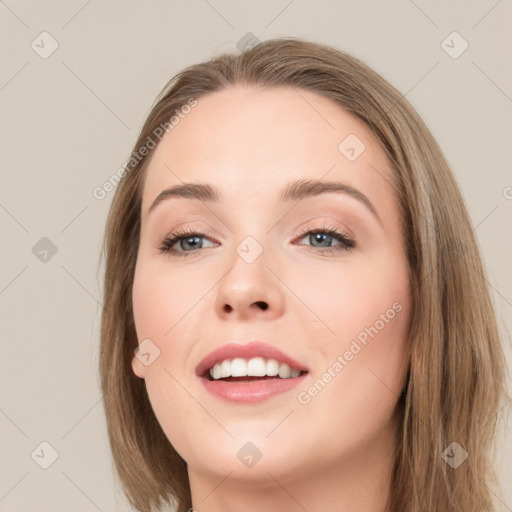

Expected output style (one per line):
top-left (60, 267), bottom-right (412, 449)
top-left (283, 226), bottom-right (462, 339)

top-left (140, 86), bottom-right (394, 212)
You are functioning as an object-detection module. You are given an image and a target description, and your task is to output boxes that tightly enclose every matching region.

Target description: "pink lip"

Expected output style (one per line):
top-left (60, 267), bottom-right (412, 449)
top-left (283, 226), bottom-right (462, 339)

top-left (195, 341), bottom-right (309, 377)
top-left (196, 341), bottom-right (309, 404)
top-left (200, 373), bottom-right (308, 403)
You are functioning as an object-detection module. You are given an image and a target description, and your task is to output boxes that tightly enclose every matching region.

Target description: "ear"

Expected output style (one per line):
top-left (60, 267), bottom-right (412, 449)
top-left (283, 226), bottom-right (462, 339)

top-left (131, 353), bottom-right (145, 379)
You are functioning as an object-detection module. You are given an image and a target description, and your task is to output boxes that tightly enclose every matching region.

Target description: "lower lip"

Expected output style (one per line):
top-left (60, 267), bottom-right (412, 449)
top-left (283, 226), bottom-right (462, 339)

top-left (200, 374), bottom-right (307, 403)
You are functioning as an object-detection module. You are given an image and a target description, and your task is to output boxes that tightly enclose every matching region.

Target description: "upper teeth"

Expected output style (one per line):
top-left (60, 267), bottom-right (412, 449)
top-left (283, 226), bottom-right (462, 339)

top-left (209, 357), bottom-right (301, 380)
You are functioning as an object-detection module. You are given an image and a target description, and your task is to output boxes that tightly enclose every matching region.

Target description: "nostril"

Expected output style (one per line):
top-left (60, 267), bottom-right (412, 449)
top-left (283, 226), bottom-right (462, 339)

top-left (255, 301), bottom-right (268, 310)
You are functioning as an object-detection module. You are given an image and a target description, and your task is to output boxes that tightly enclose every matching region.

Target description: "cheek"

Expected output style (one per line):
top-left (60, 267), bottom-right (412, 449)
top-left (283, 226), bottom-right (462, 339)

top-left (131, 260), bottom-right (205, 398)
top-left (131, 262), bottom-right (208, 459)
top-left (292, 255), bottom-right (410, 440)
top-left (131, 261), bottom-right (192, 398)
top-left (132, 258), bottom-right (203, 343)
top-left (288, 251), bottom-right (410, 346)
top-left (292, 252), bottom-right (410, 405)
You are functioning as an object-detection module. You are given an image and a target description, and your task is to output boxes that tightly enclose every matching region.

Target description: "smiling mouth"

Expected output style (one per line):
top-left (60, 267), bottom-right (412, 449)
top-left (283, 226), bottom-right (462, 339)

top-left (199, 358), bottom-right (309, 403)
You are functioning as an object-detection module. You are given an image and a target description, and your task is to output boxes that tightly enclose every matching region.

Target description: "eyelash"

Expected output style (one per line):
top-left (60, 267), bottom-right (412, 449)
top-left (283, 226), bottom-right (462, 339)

top-left (157, 224), bottom-right (356, 258)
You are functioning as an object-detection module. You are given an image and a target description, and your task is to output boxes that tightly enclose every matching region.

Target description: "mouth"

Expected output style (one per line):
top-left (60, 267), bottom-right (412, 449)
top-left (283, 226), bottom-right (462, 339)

top-left (196, 341), bottom-right (309, 403)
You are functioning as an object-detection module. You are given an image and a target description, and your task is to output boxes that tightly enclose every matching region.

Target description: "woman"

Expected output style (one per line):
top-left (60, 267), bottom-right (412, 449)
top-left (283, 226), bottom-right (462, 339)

top-left (98, 37), bottom-right (508, 512)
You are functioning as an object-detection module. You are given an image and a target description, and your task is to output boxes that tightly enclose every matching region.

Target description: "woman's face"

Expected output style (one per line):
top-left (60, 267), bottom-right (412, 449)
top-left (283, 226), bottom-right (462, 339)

top-left (132, 86), bottom-right (411, 488)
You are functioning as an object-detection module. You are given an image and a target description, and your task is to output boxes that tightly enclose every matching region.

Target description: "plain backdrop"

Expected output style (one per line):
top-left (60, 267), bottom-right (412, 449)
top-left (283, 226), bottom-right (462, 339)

top-left (1, 1), bottom-right (511, 511)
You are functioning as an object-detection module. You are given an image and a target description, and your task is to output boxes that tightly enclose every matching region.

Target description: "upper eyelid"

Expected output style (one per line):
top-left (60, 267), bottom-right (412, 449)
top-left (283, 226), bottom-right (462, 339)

top-left (163, 224), bottom-right (349, 240)
top-left (163, 216), bottom-right (354, 237)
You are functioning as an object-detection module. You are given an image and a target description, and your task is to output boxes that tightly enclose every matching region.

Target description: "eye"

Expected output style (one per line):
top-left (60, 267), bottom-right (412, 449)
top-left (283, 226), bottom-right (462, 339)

top-left (294, 224), bottom-right (355, 255)
top-left (158, 223), bottom-right (356, 258)
top-left (158, 227), bottom-right (217, 257)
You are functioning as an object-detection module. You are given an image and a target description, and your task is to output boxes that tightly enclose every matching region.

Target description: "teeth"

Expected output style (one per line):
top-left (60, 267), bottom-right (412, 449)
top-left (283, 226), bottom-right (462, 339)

top-left (208, 357), bottom-right (302, 380)
top-left (279, 363), bottom-right (291, 378)
top-left (231, 358), bottom-right (247, 377)
top-left (220, 360), bottom-right (230, 378)
top-left (266, 358), bottom-right (279, 376)
top-left (247, 357), bottom-right (266, 377)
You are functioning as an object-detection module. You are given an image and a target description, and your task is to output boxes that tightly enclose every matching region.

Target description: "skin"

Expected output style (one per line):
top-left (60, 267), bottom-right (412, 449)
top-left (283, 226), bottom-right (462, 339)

top-left (131, 86), bottom-right (412, 512)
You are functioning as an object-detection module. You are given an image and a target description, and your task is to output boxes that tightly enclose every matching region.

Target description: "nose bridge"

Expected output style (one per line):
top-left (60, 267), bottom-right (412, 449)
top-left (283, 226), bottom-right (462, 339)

top-left (213, 227), bottom-right (285, 320)
top-left (227, 198), bottom-right (274, 266)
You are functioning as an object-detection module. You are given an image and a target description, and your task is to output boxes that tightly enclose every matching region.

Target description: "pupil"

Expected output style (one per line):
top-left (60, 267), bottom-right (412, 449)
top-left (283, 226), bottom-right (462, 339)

top-left (182, 236), bottom-right (201, 250)
top-left (312, 233), bottom-right (330, 247)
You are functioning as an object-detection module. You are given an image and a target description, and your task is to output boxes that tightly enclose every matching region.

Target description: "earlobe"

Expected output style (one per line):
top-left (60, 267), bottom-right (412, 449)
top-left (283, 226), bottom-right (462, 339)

top-left (131, 355), bottom-right (145, 379)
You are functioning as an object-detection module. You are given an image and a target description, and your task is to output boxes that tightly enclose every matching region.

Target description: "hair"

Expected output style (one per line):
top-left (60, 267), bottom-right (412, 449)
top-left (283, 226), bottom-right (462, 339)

top-left (98, 37), bottom-right (509, 512)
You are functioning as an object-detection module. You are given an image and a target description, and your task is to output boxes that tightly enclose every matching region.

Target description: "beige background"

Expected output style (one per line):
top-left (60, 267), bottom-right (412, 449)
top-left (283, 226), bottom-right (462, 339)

top-left (1, 1), bottom-right (511, 511)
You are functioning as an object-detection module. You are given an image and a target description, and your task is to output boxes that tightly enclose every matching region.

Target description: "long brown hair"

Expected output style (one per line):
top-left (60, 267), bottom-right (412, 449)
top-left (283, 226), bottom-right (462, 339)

top-left (98, 37), bottom-right (509, 512)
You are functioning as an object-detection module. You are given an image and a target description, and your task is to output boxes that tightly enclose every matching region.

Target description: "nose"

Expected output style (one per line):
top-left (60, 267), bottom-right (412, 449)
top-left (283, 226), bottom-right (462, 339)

top-left (214, 246), bottom-right (285, 322)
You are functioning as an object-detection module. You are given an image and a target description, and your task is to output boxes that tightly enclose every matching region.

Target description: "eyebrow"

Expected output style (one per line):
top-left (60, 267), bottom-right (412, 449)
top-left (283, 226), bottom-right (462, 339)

top-left (147, 179), bottom-right (381, 224)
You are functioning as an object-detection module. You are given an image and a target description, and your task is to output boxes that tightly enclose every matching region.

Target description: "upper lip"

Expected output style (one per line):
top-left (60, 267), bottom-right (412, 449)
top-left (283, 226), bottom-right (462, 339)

top-left (195, 341), bottom-right (309, 377)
